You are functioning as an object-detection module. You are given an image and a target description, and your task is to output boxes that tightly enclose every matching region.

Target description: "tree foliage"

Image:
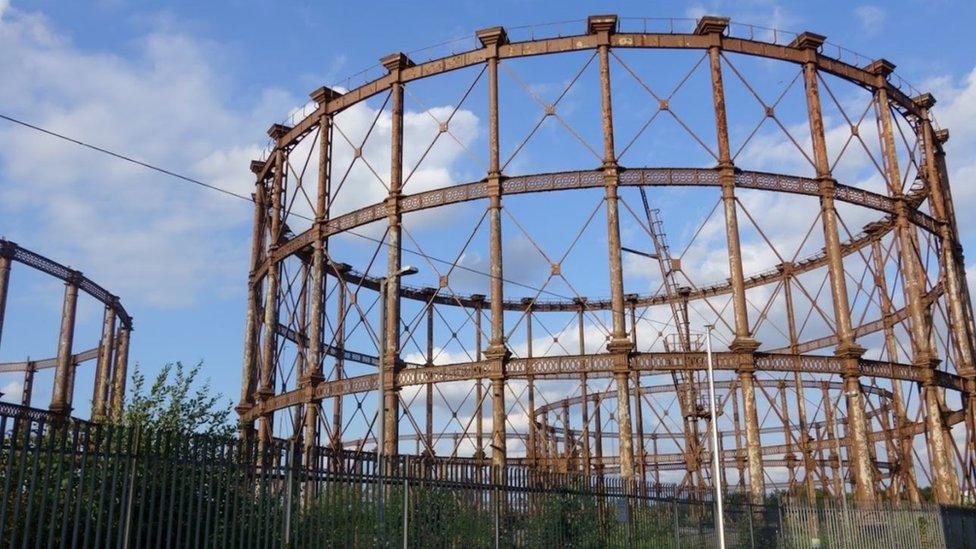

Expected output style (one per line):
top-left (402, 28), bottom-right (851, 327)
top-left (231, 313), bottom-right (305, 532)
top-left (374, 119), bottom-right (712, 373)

top-left (119, 360), bottom-right (233, 437)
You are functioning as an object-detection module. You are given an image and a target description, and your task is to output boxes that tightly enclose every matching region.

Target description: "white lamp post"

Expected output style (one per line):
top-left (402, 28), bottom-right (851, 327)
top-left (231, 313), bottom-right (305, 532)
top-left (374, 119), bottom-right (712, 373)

top-left (705, 324), bottom-right (726, 549)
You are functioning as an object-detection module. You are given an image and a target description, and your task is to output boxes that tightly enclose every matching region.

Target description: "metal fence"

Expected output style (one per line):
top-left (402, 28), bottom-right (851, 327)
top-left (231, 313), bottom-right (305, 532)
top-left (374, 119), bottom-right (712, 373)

top-left (781, 500), bottom-right (947, 548)
top-left (0, 405), bottom-right (972, 548)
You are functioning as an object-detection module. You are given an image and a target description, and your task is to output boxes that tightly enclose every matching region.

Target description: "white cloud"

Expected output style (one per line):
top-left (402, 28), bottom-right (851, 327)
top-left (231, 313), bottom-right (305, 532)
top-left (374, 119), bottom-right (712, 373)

top-left (923, 67), bottom-right (976, 241)
top-left (1, 380), bottom-right (22, 402)
top-left (0, 8), bottom-right (288, 307)
top-left (0, 7), bottom-right (481, 308)
top-left (854, 5), bottom-right (886, 32)
top-left (683, 0), bottom-right (801, 40)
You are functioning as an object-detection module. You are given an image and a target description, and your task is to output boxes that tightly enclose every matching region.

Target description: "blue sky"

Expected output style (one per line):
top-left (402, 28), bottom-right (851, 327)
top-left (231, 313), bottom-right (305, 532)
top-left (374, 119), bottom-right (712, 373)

top-left (1, 0), bottom-right (975, 431)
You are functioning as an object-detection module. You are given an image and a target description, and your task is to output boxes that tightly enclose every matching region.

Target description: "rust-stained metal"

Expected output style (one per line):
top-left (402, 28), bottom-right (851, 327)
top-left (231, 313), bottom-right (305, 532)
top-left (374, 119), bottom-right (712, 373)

top-left (0, 239), bottom-right (132, 420)
top-left (236, 14), bottom-right (975, 506)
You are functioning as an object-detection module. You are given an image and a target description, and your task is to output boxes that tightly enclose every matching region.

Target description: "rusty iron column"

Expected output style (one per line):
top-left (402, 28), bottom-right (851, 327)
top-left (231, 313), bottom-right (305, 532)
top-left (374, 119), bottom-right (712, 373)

top-left (295, 261), bottom-right (309, 387)
top-left (49, 272), bottom-right (80, 415)
top-left (869, 62), bottom-right (957, 503)
top-left (589, 14), bottom-right (635, 481)
top-left (593, 395), bottom-right (604, 476)
top-left (522, 298), bottom-right (535, 467)
top-left (21, 361), bottom-right (35, 407)
top-left (331, 268), bottom-right (348, 450)
top-left (0, 241), bottom-right (11, 348)
top-left (380, 52), bottom-right (413, 456)
top-left (258, 126), bottom-right (289, 451)
top-left (929, 129), bottom-right (976, 355)
top-left (698, 16), bottom-right (765, 502)
top-left (779, 381), bottom-right (797, 488)
top-left (869, 234), bottom-right (921, 503)
top-left (562, 401), bottom-right (572, 470)
top-left (237, 164), bottom-right (267, 439)
top-left (731, 388), bottom-right (746, 490)
top-left (478, 27), bottom-right (511, 474)
top-left (304, 96), bottom-right (333, 480)
top-left (110, 323), bottom-right (130, 419)
top-left (576, 298), bottom-right (591, 473)
top-left (473, 295), bottom-right (486, 460)
top-left (628, 295), bottom-right (647, 481)
top-left (794, 32), bottom-right (874, 503)
top-left (540, 413), bottom-right (551, 469)
top-left (917, 105), bottom-right (975, 368)
top-left (783, 270), bottom-right (818, 502)
top-left (918, 97), bottom-right (976, 489)
top-left (305, 91), bottom-right (336, 461)
top-left (821, 382), bottom-right (844, 499)
top-left (91, 302), bottom-right (116, 421)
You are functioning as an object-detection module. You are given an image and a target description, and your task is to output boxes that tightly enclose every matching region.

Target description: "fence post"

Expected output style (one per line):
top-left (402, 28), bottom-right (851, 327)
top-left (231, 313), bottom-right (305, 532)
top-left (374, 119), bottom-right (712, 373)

top-left (626, 479), bottom-right (634, 549)
top-left (284, 440), bottom-right (294, 546)
top-left (672, 497), bottom-right (679, 547)
top-left (748, 504), bottom-right (755, 549)
top-left (121, 424), bottom-right (141, 549)
top-left (493, 483), bottom-right (500, 549)
top-left (777, 502), bottom-right (784, 541)
top-left (402, 477), bottom-right (408, 549)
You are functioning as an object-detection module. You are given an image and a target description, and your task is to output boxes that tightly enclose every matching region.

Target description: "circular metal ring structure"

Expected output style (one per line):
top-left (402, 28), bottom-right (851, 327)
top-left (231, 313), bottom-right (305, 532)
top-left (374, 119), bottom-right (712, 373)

top-left (0, 239), bottom-right (132, 421)
top-left (236, 15), bottom-right (976, 505)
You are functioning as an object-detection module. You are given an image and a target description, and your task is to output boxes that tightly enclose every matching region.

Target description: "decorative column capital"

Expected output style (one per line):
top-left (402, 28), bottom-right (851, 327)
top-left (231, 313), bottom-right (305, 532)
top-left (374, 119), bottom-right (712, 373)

top-left (66, 270), bottom-right (83, 287)
top-left (301, 369), bottom-right (325, 387)
top-left (788, 31), bottom-right (826, 50)
top-left (476, 26), bottom-right (509, 56)
top-left (865, 58), bottom-right (896, 79)
top-left (607, 336), bottom-right (634, 356)
top-left (789, 32), bottom-right (825, 64)
top-left (484, 343), bottom-right (510, 363)
top-left (816, 175), bottom-right (836, 195)
top-left (730, 335), bottom-right (760, 353)
top-left (267, 123), bottom-right (292, 142)
top-left (0, 239), bottom-right (14, 259)
top-left (913, 92), bottom-right (937, 110)
top-left (309, 86), bottom-right (342, 106)
top-left (586, 14), bottom-right (618, 41)
top-left (380, 52), bottom-right (415, 80)
top-left (694, 15), bottom-right (729, 36)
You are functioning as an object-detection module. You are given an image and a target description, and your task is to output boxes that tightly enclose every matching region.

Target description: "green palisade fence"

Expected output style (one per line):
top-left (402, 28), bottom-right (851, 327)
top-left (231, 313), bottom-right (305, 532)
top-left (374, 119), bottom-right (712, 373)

top-left (0, 404), bottom-right (973, 548)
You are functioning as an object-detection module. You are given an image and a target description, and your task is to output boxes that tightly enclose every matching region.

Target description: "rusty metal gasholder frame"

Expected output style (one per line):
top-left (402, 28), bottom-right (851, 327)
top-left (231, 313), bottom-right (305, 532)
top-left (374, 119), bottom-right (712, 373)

top-left (237, 15), bottom-right (976, 505)
top-left (0, 239), bottom-right (132, 421)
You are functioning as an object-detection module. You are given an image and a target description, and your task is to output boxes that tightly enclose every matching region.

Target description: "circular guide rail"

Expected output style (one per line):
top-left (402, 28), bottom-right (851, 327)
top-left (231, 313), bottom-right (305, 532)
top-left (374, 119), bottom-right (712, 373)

top-left (238, 14), bottom-right (976, 505)
top-left (0, 239), bottom-right (132, 421)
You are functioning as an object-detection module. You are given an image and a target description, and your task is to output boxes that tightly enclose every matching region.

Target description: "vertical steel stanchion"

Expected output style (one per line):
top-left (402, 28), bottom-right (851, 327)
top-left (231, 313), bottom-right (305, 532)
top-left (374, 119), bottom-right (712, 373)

top-left (705, 325), bottom-right (726, 549)
top-left (493, 483), bottom-right (500, 549)
top-left (402, 477), bottom-right (408, 549)
top-left (121, 424), bottom-right (140, 549)
top-left (284, 440), bottom-right (294, 546)
top-left (672, 497), bottom-right (680, 547)
top-left (747, 504), bottom-right (755, 549)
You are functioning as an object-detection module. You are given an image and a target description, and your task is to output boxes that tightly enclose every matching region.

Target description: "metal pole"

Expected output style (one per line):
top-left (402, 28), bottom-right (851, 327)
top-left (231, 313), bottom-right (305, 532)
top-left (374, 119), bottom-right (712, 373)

top-left (121, 424), bottom-right (140, 549)
top-left (50, 274), bottom-right (80, 415)
top-left (705, 326), bottom-right (726, 549)
top-left (378, 277), bottom-right (387, 544)
top-left (92, 304), bottom-right (116, 421)
top-left (378, 277), bottom-right (387, 464)
top-left (402, 477), bottom-right (408, 549)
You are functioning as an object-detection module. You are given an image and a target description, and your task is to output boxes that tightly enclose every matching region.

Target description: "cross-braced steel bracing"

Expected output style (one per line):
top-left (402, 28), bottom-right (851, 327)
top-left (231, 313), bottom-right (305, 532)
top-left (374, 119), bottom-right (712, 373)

top-left (238, 15), bottom-right (976, 505)
top-left (0, 240), bottom-right (132, 421)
